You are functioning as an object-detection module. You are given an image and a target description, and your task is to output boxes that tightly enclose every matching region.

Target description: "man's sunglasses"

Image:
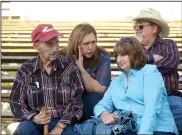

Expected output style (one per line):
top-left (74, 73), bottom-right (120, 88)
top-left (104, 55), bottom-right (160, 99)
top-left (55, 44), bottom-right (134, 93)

top-left (133, 23), bottom-right (152, 30)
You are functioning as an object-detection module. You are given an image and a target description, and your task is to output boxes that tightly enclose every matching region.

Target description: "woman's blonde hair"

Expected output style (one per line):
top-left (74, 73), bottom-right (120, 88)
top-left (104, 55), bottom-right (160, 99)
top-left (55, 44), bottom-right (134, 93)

top-left (59, 23), bottom-right (109, 68)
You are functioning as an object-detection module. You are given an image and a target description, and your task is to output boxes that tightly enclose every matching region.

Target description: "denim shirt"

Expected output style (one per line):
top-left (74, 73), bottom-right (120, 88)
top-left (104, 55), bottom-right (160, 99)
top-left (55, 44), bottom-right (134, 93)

top-left (94, 64), bottom-right (178, 135)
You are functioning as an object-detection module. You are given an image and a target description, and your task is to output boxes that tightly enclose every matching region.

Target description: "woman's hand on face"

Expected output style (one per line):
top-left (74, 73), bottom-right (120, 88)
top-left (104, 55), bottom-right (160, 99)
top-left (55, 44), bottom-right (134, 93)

top-left (100, 111), bottom-right (117, 125)
top-left (75, 46), bottom-right (84, 70)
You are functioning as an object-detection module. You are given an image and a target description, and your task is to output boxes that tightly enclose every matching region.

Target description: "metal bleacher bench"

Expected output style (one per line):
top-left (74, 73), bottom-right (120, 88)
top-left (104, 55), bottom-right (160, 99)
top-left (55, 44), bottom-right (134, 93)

top-left (1, 19), bottom-right (182, 134)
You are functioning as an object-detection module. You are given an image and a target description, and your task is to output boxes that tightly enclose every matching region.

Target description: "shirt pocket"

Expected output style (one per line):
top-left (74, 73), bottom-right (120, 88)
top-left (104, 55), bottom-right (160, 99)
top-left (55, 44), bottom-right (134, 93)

top-left (56, 82), bottom-right (71, 106)
top-left (25, 85), bottom-right (44, 109)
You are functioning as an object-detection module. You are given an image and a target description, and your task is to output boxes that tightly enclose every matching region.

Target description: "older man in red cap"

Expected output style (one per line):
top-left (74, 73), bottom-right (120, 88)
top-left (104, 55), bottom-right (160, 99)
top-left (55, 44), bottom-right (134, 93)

top-left (133, 8), bottom-right (182, 131)
top-left (9, 24), bottom-right (83, 135)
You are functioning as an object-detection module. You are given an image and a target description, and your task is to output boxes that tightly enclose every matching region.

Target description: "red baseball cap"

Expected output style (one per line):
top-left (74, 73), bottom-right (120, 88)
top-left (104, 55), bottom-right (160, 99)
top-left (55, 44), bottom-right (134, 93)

top-left (31, 24), bottom-right (63, 43)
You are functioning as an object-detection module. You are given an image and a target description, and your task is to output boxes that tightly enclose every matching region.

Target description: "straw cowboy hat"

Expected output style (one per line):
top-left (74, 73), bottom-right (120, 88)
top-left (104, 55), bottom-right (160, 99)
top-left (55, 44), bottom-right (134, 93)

top-left (133, 8), bottom-right (170, 38)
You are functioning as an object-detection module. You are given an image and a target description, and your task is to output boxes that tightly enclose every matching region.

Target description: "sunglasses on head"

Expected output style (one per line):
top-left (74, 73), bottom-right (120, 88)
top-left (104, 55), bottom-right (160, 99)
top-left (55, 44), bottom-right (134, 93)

top-left (120, 37), bottom-right (133, 44)
top-left (133, 23), bottom-right (152, 30)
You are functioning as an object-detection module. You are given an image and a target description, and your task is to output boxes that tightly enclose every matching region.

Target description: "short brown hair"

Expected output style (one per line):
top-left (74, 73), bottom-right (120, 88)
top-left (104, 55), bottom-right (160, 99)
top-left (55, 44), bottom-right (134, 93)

top-left (114, 36), bottom-right (146, 70)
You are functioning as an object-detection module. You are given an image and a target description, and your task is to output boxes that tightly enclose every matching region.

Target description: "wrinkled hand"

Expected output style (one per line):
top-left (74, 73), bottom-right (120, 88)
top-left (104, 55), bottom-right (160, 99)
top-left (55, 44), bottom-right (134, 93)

top-left (75, 46), bottom-right (83, 70)
top-left (49, 126), bottom-right (63, 135)
top-left (153, 54), bottom-right (164, 62)
top-left (100, 111), bottom-right (118, 125)
top-left (32, 106), bottom-right (51, 125)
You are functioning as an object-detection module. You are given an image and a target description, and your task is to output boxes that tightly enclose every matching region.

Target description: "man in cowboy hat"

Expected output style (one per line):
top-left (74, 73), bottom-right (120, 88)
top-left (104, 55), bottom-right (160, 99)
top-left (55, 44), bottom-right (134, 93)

top-left (132, 8), bottom-right (182, 131)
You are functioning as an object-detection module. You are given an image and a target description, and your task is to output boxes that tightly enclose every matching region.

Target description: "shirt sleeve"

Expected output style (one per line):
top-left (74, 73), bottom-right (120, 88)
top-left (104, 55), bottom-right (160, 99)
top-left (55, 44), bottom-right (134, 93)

top-left (95, 54), bottom-right (111, 87)
top-left (94, 81), bottom-right (114, 117)
top-left (139, 65), bottom-right (164, 134)
top-left (59, 64), bottom-right (84, 125)
top-left (150, 39), bottom-right (179, 74)
top-left (9, 68), bottom-right (37, 121)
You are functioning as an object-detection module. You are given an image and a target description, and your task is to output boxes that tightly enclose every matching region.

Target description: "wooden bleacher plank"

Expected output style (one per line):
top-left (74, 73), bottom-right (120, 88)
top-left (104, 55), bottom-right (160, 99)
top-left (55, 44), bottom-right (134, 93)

top-left (1, 74), bottom-right (182, 89)
top-left (1, 56), bottom-right (35, 59)
top-left (2, 27), bottom-right (182, 31)
top-left (3, 48), bottom-right (182, 53)
top-left (2, 33), bottom-right (182, 38)
top-left (2, 37), bottom-right (121, 42)
top-left (1, 85), bottom-right (13, 90)
top-left (2, 29), bottom-right (182, 34)
top-left (1, 48), bottom-right (115, 53)
top-left (2, 20), bottom-right (182, 28)
top-left (2, 37), bottom-right (182, 42)
top-left (2, 72), bottom-right (182, 82)
top-left (2, 20), bottom-right (181, 23)
top-left (2, 63), bottom-right (182, 71)
top-left (1, 42), bottom-right (120, 47)
top-left (1, 43), bottom-right (182, 49)
top-left (1, 53), bottom-right (182, 61)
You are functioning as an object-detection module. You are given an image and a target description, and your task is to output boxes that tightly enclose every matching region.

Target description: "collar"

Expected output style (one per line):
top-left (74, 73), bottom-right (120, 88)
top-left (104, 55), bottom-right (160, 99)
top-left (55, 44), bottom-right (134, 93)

top-left (143, 35), bottom-right (164, 50)
top-left (33, 55), bottom-right (65, 73)
top-left (120, 68), bottom-right (138, 82)
top-left (152, 35), bottom-right (164, 45)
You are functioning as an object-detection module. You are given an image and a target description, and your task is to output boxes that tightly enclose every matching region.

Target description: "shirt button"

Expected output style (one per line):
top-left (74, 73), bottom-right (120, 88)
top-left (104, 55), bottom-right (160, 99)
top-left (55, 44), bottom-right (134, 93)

top-left (24, 86), bottom-right (28, 89)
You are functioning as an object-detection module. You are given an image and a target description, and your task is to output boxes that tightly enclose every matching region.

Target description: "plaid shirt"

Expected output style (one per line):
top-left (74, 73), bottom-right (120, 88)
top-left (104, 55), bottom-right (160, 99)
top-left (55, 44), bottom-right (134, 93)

top-left (86, 51), bottom-right (111, 87)
top-left (9, 55), bottom-right (84, 125)
top-left (144, 35), bottom-right (180, 95)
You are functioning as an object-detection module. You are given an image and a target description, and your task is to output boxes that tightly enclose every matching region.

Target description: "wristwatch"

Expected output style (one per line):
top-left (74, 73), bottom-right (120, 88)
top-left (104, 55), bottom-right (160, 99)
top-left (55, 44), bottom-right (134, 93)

top-left (56, 123), bottom-right (67, 130)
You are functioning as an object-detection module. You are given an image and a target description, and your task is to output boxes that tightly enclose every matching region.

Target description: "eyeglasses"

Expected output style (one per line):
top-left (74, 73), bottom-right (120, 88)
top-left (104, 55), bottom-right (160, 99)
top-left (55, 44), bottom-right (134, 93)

top-left (133, 23), bottom-right (152, 30)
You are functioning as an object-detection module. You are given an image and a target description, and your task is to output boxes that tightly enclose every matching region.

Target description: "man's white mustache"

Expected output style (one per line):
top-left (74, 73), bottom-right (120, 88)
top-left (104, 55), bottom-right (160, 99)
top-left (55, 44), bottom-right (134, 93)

top-left (135, 35), bottom-right (144, 44)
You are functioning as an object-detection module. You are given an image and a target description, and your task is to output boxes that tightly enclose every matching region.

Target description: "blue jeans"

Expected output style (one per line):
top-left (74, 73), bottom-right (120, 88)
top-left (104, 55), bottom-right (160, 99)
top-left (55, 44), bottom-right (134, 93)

top-left (82, 92), bottom-right (103, 121)
top-left (118, 131), bottom-right (175, 135)
top-left (13, 119), bottom-right (80, 135)
top-left (168, 96), bottom-right (182, 131)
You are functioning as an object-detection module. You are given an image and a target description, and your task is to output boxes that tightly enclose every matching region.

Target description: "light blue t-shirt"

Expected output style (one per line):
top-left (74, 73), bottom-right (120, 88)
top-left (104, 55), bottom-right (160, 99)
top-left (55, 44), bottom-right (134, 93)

top-left (94, 64), bottom-right (178, 134)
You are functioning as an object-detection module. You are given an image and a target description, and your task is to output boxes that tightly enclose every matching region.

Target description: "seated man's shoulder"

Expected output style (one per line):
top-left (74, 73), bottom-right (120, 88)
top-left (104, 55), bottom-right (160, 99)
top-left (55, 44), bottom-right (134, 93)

top-left (19, 57), bottom-right (37, 72)
top-left (99, 49), bottom-right (111, 64)
top-left (57, 55), bottom-right (75, 67)
top-left (101, 51), bottom-right (110, 59)
top-left (15, 57), bottom-right (37, 78)
top-left (163, 38), bottom-right (177, 45)
top-left (99, 48), bottom-right (110, 57)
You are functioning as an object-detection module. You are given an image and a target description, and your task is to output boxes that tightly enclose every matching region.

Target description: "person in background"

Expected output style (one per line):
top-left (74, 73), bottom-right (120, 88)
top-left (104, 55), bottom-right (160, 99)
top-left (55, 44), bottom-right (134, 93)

top-left (132, 8), bottom-right (182, 131)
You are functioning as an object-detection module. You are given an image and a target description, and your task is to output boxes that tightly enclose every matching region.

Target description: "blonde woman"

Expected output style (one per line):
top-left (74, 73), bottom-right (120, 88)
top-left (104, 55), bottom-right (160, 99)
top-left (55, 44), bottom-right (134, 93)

top-left (59, 23), bottom-right (111, 121)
